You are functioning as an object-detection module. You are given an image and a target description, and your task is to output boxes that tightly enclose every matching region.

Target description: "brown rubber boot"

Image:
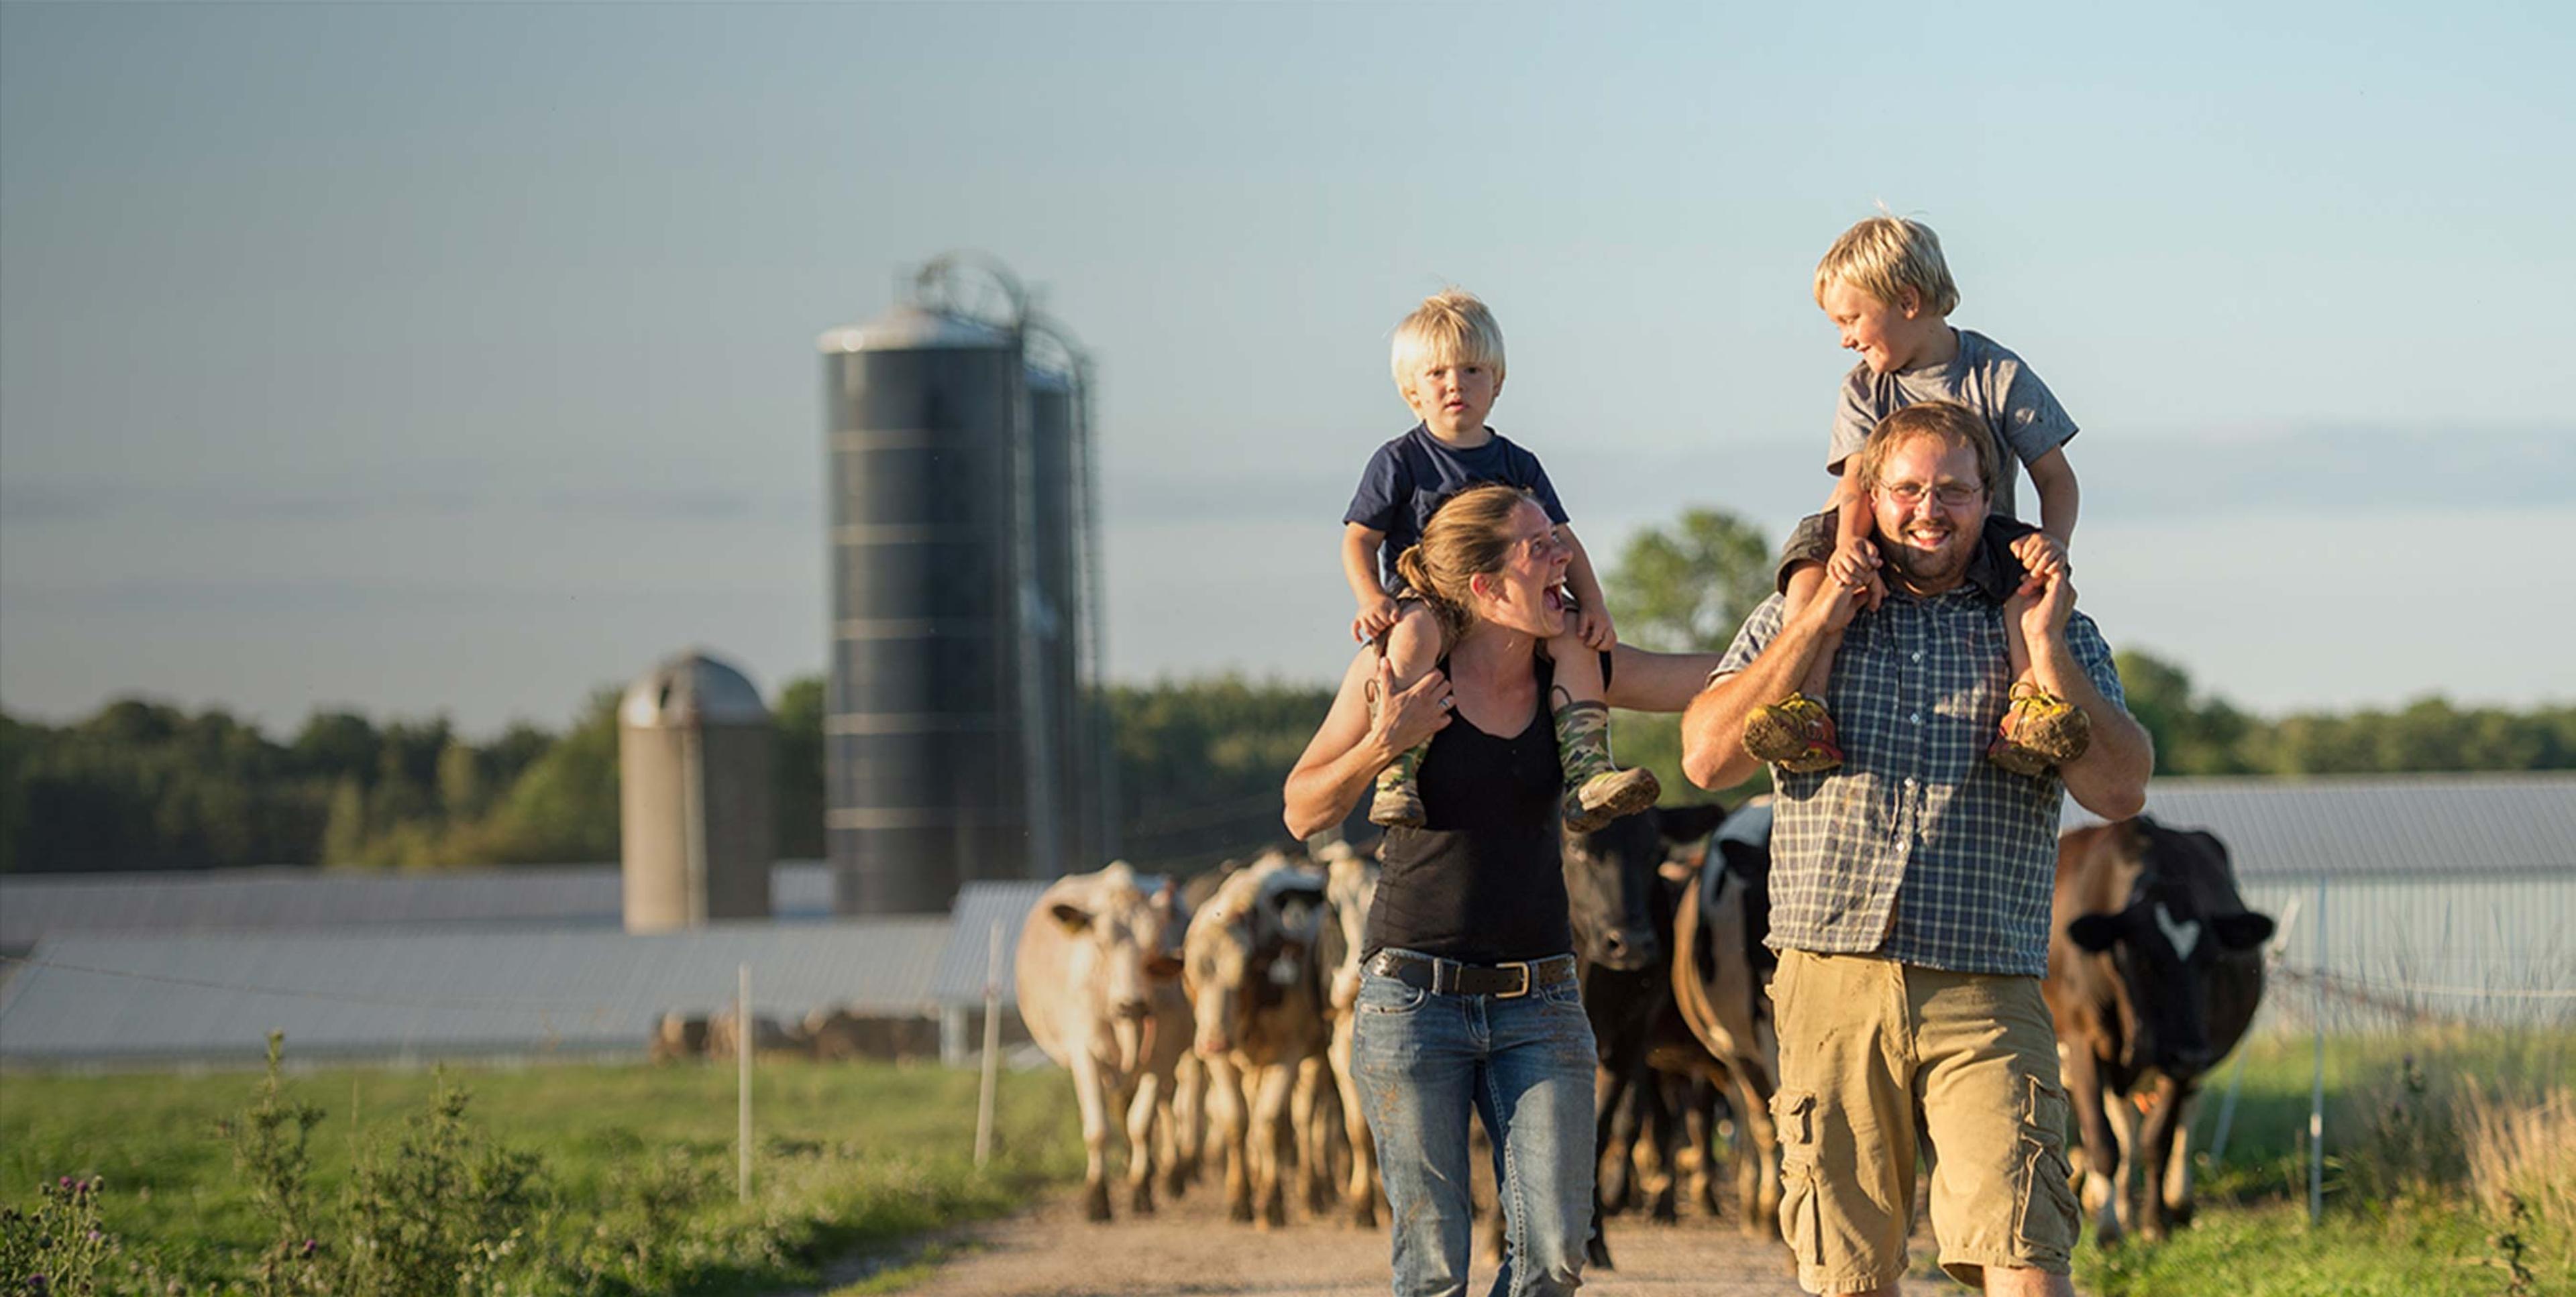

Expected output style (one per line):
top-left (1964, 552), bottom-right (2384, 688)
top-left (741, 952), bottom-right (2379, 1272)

top-left (1556, 699), bottom-right (1661, 831)
top-left (1989, 681), bottom-right (2091, 776)
top-left (1742, 692), bottom-right (1844, 774)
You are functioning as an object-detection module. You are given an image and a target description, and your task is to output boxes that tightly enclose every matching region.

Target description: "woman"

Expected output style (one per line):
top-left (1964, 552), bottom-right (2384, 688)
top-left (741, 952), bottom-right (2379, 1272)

top-left (1283, 484), bottom-right (1719, 1297)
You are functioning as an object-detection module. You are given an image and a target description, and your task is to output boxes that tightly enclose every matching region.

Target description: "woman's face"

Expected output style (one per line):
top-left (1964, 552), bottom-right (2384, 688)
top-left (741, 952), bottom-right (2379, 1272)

top-left (1471, 500), bottom-right (1575, 638)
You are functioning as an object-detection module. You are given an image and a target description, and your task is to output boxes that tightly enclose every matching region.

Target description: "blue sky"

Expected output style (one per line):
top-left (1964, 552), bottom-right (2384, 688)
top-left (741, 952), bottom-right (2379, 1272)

top-left (3, 1), bottom-right (2570, 734)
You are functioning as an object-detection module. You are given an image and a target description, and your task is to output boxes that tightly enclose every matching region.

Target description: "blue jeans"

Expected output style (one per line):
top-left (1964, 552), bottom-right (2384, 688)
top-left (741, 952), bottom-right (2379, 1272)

top-left (1350, 955), bottom-right (1599, 1297)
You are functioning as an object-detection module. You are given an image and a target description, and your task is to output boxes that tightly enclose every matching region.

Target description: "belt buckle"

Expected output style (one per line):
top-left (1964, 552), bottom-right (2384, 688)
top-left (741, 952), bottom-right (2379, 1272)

top-left (1494, 960), bottom-right (1532, 999)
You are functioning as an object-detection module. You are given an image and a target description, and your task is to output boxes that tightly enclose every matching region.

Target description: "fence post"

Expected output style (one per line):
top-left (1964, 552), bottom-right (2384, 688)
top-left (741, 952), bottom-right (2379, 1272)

top-left (975, 919), bottom-right (1004, 1168)
top-left (739, 961), bottom-right (753, 1204)
top-left (2307, 877), bottom-right (2326, 1227)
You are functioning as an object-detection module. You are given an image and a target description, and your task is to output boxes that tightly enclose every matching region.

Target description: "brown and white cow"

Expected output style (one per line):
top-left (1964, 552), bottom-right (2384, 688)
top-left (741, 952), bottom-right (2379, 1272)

top-left (1184, 849), bottom-right (1334, 1227)
top-left (2045, 817), bottom-right (2274, 1244)
top-left (1016, 862), bottom-right (1195, 1222)
top-left (1669, 799), bottom-right (1784, 1238)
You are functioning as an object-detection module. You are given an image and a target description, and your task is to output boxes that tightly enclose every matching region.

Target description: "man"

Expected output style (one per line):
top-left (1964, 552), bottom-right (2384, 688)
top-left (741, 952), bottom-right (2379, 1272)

top-left (1681, 400), bottom-right (2151, 1297)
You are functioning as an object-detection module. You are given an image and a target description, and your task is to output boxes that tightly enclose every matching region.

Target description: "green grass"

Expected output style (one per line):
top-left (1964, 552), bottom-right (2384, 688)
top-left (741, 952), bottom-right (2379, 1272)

top-left (2072, 1027), bottom-right (2576, 1297)
top-left (1, 1056), bottom-right (1082, 1294)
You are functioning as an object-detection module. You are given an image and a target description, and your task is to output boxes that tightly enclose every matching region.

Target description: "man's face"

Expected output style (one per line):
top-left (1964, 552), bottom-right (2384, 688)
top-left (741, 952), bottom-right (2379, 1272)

top-left (1868, 433), bottom-right (1987, 591)
top-left (1401, 355), bottom-right (1501, 439)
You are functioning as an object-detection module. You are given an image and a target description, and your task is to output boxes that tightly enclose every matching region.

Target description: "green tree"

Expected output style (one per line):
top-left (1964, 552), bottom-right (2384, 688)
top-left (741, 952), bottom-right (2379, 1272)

top-left (1605, 507), bottom-right (1775, 654)
top-left (771, 675), bottom-right (826, 860)
top-left (476, 689), bottom-right (621, 863)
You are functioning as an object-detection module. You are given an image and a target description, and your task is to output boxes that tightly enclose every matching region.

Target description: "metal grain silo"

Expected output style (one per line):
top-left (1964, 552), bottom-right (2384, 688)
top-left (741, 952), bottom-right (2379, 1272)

top-left (819, 300), bottom-right (1039, 914)
top-left (1022, 335), bottom-right (1114, 871)
top-left (619, 651), bottom-right (774, 932)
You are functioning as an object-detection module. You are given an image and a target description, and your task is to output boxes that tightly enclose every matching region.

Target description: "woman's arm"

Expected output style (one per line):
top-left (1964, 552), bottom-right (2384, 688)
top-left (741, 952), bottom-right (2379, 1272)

top-left (1283, 648), bottom-right (1454, 840)
top-left (1599, 644), bottom-right (1726, 714)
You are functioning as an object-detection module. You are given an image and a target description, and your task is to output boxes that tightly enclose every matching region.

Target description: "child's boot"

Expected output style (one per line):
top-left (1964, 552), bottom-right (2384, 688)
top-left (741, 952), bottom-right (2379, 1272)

top-left (1556, 699), bottom-right (1660, 832)
top-left (1742, 692), bottom-right (1844, 773)
top-left (1989, 681), bottom-right (2091, 776)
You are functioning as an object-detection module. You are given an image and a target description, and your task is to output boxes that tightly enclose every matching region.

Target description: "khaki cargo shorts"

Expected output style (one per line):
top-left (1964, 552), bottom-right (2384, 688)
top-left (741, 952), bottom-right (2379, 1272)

top-left (1768, 949), bottom-right (2078, 1294)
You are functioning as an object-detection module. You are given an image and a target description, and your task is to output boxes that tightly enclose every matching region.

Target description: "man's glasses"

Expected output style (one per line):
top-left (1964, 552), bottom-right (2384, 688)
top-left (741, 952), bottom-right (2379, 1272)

top-left (1874, 481), bottom-right (1985, 508)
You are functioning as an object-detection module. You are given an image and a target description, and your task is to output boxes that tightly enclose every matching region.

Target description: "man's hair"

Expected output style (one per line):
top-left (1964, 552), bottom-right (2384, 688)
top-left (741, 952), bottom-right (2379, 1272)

top-left (1813, 215), bottom-right (1961, 317)
top-left (1390, 288), bottom-right (1507, 386)
top-left (1395, 483), bottom-right (1537, 648)
top-left (1855, 401), bottom-right (1995, 499)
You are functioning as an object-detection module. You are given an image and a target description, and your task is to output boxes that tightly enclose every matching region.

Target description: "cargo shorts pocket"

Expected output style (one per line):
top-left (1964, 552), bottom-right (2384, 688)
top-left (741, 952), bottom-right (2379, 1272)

top-left (1772, 1088), bottom-right (1823, 1267)
top-left (2012, 1075), bottom-right (2079, 1263)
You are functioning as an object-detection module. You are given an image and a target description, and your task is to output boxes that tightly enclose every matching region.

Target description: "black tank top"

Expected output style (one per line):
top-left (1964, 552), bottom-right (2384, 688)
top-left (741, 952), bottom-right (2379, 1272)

top-left (1363, 653), bottom-right (1572, 964)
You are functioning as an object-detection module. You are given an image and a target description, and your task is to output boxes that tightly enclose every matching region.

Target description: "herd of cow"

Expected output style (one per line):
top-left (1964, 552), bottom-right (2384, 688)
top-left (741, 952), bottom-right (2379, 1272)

top-left (1011, 802), bottom-right (2277, 1266)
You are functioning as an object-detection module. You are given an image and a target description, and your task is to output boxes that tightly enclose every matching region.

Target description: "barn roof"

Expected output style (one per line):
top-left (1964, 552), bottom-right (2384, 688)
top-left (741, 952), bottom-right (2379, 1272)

top-left (0, 861), bottom-right (836, 950)
top-left (2061, 772), bottom-right (2576, 879)
top-left (0, 917), bottom-right (947, 1067)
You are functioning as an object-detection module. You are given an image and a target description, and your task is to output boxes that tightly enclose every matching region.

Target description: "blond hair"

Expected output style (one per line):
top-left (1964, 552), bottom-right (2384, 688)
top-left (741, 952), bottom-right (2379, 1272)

top-left (1813, 215), bottom-right (1960, 317)
top-left (1854, 400), bottom-right (1996, 498)
top-left (1394, 483), bottom-right (1535, 647)
top-left (1390, 288), bottom-right (1507, 387)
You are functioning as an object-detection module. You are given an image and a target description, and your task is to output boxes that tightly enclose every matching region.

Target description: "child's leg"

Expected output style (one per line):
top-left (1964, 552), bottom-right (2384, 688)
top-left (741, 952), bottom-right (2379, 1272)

top-left (1988, 602), bottom-right (2092, 776)
top-left (1740, 561), bottom-right (1844, 774)
top-left (1544, 633), bottom-right (1659, 832)
top-left (1367, 602), bottom-right (1442, 829)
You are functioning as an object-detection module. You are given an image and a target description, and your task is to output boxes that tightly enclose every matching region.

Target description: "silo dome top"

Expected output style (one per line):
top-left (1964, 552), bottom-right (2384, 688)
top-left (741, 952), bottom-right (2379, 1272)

top-left (815, 305), bottom-right (1010, 355)
top-left (620, 651), bottom-right (769, 728)
top-left (1024, 364), bottom-right (1075, 393)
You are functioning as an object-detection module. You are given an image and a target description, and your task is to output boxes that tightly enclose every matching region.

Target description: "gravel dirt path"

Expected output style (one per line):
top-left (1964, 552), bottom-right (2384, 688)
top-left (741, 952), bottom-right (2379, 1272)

top-left (842, 1184), bottom-right (1957, 1296)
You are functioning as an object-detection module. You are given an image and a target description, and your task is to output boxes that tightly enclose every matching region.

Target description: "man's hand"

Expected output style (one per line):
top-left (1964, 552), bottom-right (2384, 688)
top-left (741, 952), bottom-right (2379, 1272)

top-left (1371, 658), bottom-right (1453, 752)
top-left (1824, 536), bottom-right (1887, 611)
top-left (1352, 593), bottom-right (1401, 644)
top-left (1575, 596), bottom-right (1617, 653)
top-left (2008, 532), bottom-right (2070, 598)
top-left (2010, 566), bottom-right (2078, 652)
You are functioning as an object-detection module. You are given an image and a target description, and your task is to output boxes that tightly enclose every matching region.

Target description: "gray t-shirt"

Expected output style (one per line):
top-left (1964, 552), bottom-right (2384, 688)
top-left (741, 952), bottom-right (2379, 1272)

top-left (1826, 328), bottom-right (2078, 523)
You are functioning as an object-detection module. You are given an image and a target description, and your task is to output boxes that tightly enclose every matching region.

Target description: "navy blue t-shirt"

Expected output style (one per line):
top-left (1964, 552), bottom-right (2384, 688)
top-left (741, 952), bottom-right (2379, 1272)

top-left (1342, 425), bottom-right (1570, 589)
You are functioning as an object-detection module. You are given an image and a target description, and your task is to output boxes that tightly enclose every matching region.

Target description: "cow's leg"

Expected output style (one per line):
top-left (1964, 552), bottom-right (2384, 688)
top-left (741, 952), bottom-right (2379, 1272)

top-left (1332, 1015), bottom-right (1380, 1228)
top-left (2162, 1089), bottom-right (2201, 1229)
top-left (1167, 1052), bottom-right (1203, 1196)
top-left (1732, 1070), bottom-right (1781, 1237)
top-left (1292, 1054), bottom-right (1333, 1217)
top-left (1635, 1072), bottom-right (1679, 1225)
top-left (1681, 1079), bottom-right (1722, 1219)
top-left (1594, 1062), bottom-right (1631, 1218)
top-left (1251, 1060), bottom-right (1299, 1229)
top-left (1125, 1072), bottom-right (1161, 1216)
top-left (2134, 1077), bottom-right (2189, 1243)
top-left (2060, 1049), bottom-right (2125, 1245)
top-left (1070, 1054), bottom-right (1115, 1223)
top-left (2107, 1084), bottom-right (2140, 1237)
top-left (1203, 1054), bottom-right (1253, 1223)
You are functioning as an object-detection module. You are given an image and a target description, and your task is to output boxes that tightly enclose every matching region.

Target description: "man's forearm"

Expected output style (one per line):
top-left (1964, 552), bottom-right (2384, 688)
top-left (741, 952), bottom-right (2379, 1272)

top-left (2030, 636), bottom-right (2151, 818)
top-left (1682, 615), bottom-right (1838, 789)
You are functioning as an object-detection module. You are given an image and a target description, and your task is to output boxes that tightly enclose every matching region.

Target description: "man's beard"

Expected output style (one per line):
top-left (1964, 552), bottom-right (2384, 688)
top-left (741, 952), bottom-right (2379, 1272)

top-left (1878, 523), bottom-right (1976, 589)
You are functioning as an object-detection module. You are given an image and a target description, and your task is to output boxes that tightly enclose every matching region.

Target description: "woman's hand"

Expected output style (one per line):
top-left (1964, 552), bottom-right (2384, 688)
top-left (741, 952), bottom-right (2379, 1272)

top-left (1372, 658), bottom-right (1453, 752)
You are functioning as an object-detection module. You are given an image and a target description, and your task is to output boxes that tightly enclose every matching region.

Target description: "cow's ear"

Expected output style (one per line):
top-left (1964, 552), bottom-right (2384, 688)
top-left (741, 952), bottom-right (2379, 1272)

top-left (1144, 952), bottom-right (1183, 979)
top-left (2212, 911), bottom-right (2276, 950)
top-left (2065, 913), bottom-right (2125, 952)
top-left (1049, 902), bottom-right (1093, 934)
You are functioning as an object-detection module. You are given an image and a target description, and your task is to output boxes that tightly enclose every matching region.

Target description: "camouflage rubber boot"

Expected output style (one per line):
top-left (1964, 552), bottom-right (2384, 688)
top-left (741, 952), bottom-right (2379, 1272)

top-left (1556, 699), bottom-right (1661, 832)
top-left (1741, 691), bottom-right (1845, 774)
top-left (1989, 681), bottom-right (2092, 776)
top-left (1366, 678), bottom-right (1428, 828)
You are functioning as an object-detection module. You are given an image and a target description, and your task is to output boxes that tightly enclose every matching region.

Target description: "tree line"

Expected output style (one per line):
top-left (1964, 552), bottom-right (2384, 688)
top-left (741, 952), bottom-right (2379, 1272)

top-left (5, 508), bottom-right (2571, 873)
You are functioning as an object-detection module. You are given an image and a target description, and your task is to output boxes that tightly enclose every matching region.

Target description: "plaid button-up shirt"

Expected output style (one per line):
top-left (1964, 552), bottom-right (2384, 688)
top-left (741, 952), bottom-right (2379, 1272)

top-left (1712, 544), bottom-right (2125, 976)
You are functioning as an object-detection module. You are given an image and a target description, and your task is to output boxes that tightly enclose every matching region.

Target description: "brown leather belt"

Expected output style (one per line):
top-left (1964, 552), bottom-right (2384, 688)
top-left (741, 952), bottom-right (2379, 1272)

top-left (1366, 950), bottom-right (1578, 999)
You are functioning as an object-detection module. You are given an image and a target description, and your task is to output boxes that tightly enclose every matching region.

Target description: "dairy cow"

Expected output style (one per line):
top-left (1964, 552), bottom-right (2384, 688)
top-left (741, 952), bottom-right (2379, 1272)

top-left (1016, 862), bottom-right (1195, 1222)
top-left (1669, 799), bottom-right (1784, 1237)
top-left (2045, 817), bottom-right (2274, 1243)
top-left (1184, 850), bottom-right (1333, 1227)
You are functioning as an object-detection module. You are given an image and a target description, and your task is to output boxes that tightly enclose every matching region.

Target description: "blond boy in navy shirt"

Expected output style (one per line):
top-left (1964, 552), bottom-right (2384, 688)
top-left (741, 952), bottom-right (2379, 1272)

top-left (1343, 289), bottom-right (1657, 830)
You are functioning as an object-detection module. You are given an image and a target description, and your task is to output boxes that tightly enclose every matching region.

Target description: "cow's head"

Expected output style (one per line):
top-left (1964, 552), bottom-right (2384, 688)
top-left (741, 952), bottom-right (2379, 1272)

top-left (1183, 852), bottom-right (1324, 1058)
top-left (1564, 803), bottom-right (1728, 972)
top-left (2063, 820), bottom-right (2275, 1076)
top-left (1048, 863), bottom-right (1182, 1074)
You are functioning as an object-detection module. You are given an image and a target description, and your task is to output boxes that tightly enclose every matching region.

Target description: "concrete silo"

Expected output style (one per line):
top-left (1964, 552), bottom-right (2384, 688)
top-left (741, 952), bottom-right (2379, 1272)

top-left (619, 651), bottom-right (774, 932)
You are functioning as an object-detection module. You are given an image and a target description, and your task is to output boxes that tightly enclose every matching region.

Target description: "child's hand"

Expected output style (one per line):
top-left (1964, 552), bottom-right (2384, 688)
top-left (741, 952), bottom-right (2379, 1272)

top-left (1825, 537), bottom-right (1886, 611)
top-left (2008, 532), bottom-right (2070, 598)
top-left (1576, 598), bottom-right (1617, 653)
top-left (1352, 593), bottom-right (1401, 644)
